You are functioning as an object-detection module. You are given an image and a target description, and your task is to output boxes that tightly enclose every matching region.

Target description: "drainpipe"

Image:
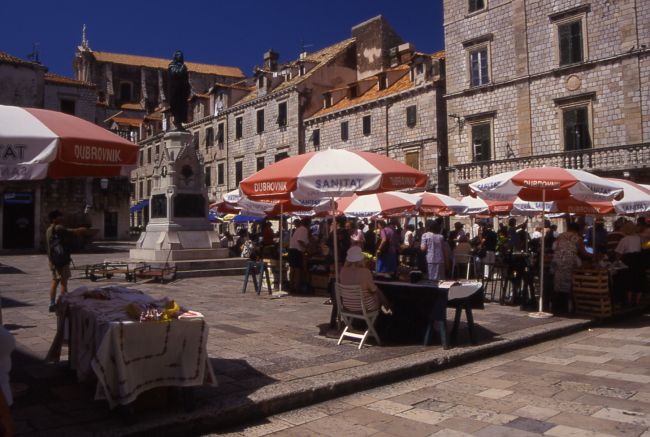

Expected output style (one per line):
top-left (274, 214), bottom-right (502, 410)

top-left (385, 99), bottom-right (392, 156)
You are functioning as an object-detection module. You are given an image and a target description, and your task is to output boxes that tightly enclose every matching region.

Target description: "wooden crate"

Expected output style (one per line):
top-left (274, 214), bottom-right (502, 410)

top-left (572, 269), bottom-right (611, 319)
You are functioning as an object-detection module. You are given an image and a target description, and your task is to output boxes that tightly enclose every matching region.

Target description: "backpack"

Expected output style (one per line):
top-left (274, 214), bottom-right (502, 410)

top-left (49, 228), bottom-right (71, 268)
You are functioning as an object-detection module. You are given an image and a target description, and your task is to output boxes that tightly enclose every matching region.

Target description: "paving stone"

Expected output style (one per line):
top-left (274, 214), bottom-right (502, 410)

top-left (477, 388), bottom-right (514, 399)
top-left (544, 424), bottom-right (617, 437)
top-left (549, 411), bottom-right (647, 436)
top-left (506, 416), bottom-right (555, 433)
top-left (366, 399), bottom-right (413, 415)
top-left (474, 424), bottom-right (541, 436)
top-left (591, 407), bottom-right (650, 428)
top-left (438, 416), bottom-right (490, 434)
top-left (395, 407), bottom-right (451, 425)
top-left (512, 405), bottom-right (559, 421)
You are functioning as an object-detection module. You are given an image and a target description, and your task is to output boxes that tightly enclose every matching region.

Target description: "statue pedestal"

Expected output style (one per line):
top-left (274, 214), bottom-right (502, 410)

top-left (130, 131), bottom-right (228, 262)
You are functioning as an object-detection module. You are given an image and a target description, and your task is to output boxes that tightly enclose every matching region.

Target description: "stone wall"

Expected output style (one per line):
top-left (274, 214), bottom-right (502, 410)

top-left (444, 0), bottom-right (649, 197)
top-left (43, 83), bottom-right (96, 122)
top-left (0, 63), bottom-right (44, 107)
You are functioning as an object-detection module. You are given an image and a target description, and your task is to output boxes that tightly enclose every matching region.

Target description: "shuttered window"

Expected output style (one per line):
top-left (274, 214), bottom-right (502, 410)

top-left (472, 123), bottom-right (491, 162)
top-left (470, 47), bottom-right (489, 87)
top-left (563, 106), bottom-right (591, 150)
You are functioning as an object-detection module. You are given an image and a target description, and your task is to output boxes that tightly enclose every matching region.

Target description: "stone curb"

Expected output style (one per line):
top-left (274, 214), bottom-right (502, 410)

top-left (110, 317), bottom-right (594, 437)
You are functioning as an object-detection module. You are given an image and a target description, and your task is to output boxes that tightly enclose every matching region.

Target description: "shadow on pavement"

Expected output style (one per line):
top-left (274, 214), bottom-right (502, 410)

top-left (0, 264), bottom-right (25, 274)
top-left (1, 297), bottom-right (33, 309)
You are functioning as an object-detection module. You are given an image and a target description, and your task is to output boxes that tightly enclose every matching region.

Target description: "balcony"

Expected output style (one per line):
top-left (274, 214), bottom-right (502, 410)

top-left (450, 143), bottom-right (650, 185)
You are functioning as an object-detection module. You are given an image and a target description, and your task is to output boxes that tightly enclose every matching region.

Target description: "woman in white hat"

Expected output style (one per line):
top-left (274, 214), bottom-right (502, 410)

top-left (339, 246), bottom-right (392, 314)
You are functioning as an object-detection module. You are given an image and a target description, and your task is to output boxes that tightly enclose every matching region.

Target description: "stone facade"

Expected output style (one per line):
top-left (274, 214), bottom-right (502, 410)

top-left (131, 16), bottom-right (448, 227)
top-left (444, 0), bottom-right (650, 197)
top-left (0, 52), bottom-right (45, 107)
top-left (43, 73), bottom-right (96, 121)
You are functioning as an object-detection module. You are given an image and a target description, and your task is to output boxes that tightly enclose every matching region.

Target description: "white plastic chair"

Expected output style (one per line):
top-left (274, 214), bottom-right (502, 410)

top-left (334, 283), bottom-right (381, 349)
top-left (452, 253), bottom-right (475, 279)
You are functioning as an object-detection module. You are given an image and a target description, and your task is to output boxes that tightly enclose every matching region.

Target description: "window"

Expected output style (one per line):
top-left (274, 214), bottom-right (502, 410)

top-left (341, 121), bottom-right (349, 141)
top-left (258, 76), bottom-right (264, 89)
top-left (205, 127), bottom-right (214, 148)
top-left (256, 109), bottom-right (265, 134)
top-left (349, 85), bottom-right (358, 98)
top-left (323, 93), bottom-right (332, 108)
top-left (119, 82), bottom-right (132, 102)
top-left (60, 99), bottom-right (75, 115)
top-left (378, 73), bottom-right (387, 90)
top-left (192, 133), bottom-right (199, 149)
top-left (468, 0), bottom-right (485, 13)
top-left (558, 20), bottom-right (584, 66)
top-left (275, 152), bottom-right (288, 162)
top-left (147, 147), bottom-right (152, 164)
top-left (138, 180), bottom-right (144, 199)
top-left (470, 46), bottom-right (490, 87)
top-left (205, 165), bottom-right (211, 187)
top-left (405, 151), bottom-right (420, 170)
top-left (235, 116), bottom-right (243, 139)
top-left (313, 129), bottom-right (320, 148)
top-left (217, 123), bottom-right (224, 148)
top-left (235, 161), bottom-right (243, 186)
top-left (416, 63), bottom-right (424, 75)
top-left (563, 106), bottom-right (591, 151)
top-left (138, 150), bottom-right (144, 166)
top-left (406, 105), bottom-right (417, 128)
top-left (256, 156), bottom-right (265, 171)
top-left (217, 162), bottom-right (224, 185)
top-left (155, 143), bottom-right (160, 155)
top-left (277, 102), bottom-right (287, 127)
top-left (146, 179), bottom-right (152, 196)
top-left (362, 115), bottom-right (371, 136)
top-left (471, 122), bottom-right (492, 162)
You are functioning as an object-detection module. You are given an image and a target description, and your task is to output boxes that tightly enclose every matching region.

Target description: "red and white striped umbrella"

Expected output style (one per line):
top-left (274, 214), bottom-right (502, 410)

top-left (460, 196), bottom-right (513, 216)
top-left (417, 192), bottom-right (467, 216)
top-left (239, 148), bottom-right (427, 201)
top-left (0, 105), bottom-right (138, 180)
top-left (469, 167), bottom-right (623, 318)
top-left (511, 197), bottom-right (614, 216)
top-left (609, 178), bottom-right (650, 216)
top-left (210, 189), bottom-right (326, 217)
top-left (469, 167), bottom-right (623, 203)
top-left (336, 191), bottom-right (422, 218)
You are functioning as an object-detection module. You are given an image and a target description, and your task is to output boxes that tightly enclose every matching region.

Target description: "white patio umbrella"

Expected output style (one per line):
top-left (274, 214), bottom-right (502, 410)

top-left (608, 179), bottom-right (650, 216)
top-left (337, 191), bottom-right (422, 219)
top-left (417, 192), bottom-right (467, 216)
top-left (470, 167), bottom-right (623, 318)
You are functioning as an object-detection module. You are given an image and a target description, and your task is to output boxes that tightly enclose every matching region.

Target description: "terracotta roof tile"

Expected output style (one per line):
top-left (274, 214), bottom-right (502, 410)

top-left (111, 116), bottom-right (143, 127)
top-left (44, 73), bottom-right (94, 87)
top-left (431, 50), bottom-right (445, 60)
top-left (310, 66), bottom-right (414, 118)
top-left (91, 51), bottom-right (245, 78)
top-left (0, 51), bottom-right (44, 69)
top-left (237, 38), bottom-right (355, 105)
top-left (120, 102), bottom-right (144, 110)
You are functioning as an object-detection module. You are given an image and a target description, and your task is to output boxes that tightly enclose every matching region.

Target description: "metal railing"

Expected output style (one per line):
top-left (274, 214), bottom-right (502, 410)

top-left (450, 143), bottom-right (650, 184)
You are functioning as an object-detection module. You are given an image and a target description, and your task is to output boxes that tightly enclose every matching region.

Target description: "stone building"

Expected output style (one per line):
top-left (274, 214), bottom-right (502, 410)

top-left (304, 18), bottom-right (447, 192)
top-left (132, 16), bottom-right (447, 227)
top-left (73, 29), bottom-right (245, 137)
top-left (0, 51), bottom-right (132, 249)
top-left (443, 0), bottom-right (650, 197)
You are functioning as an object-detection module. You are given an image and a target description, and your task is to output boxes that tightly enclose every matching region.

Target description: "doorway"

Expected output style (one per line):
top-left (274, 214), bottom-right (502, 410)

top-left (3, 192), bottom-right (35, 249)
top-left (104, 211), bottom-right (118, 239)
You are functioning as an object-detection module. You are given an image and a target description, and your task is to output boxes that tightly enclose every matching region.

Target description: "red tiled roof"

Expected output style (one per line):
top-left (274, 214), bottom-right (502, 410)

top-left (0, 51), bottom-right (44, 69)
top-left (91, 51), bottom-right (245, 78)
top-left (44, 73), bottom-right (94, 87)
top-left (431, 50), bottom-right (445, 60)
top-left (120, 102), bottom-right (144, 110)
top-left (310, 65), bottom-right (413, 118)
top-left (111, 116), bottom-right (143, 127)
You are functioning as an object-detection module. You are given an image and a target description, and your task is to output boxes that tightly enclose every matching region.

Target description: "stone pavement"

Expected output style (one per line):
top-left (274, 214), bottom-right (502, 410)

top-left (0, 245), bottom-right (602, 436)
top-left (216, 317), bottom-right (650, 437)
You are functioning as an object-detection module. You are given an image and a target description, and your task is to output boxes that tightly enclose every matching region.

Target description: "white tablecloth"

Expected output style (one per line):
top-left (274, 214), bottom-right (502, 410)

top-left (47, 286), bottom-right (215, 408)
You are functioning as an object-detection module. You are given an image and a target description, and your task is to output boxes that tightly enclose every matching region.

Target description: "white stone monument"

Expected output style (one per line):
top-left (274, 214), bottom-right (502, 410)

top-left (130, 131), bottom-right (226, 261)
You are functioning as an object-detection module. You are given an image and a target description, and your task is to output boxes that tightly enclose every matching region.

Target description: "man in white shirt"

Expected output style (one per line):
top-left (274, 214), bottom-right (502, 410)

top-left (289, 219), bottom-right (309, 292)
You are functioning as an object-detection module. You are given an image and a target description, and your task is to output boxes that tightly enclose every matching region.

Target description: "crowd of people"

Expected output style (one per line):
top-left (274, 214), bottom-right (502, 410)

top-left (220, 214), bottom-right (649, 313)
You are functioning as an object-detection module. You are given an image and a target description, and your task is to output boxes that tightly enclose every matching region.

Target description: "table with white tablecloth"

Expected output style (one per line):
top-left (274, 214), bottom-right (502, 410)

top-left (47, 286), bottom-right (215, 408)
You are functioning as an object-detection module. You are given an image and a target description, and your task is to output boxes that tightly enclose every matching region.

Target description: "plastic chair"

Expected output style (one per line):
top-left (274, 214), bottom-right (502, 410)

top-left (334, 283), bottom-right (381, 349)
top-left (452, 254), bottom-right (475, 279)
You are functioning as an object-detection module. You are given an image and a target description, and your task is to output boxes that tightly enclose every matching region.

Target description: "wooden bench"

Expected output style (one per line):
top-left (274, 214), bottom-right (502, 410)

top-left (572, 269), bottom-right (611, 319)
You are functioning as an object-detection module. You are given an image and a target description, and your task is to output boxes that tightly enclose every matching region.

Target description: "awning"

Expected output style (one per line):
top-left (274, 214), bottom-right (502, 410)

top-left (129, 199), bottom-right (149, 213)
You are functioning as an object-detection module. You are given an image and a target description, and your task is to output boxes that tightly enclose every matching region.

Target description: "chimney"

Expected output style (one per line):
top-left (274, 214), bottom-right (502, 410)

top-left (351, 15), bottom-right (403, 80)
top-left (264, 50), bottom-right (279, 71)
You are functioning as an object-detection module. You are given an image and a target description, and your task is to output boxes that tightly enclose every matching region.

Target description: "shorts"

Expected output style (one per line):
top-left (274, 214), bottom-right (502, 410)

top-left (50, 264), bottom-right (71, 281)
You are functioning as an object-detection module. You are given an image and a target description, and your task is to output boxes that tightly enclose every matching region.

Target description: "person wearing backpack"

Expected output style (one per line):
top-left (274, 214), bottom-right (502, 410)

top-left (46, 210), bottom-right (85, 312)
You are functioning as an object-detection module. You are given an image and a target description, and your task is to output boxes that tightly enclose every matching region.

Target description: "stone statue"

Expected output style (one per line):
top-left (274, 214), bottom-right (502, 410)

top-left (168, 50), bottom-right (191, 130)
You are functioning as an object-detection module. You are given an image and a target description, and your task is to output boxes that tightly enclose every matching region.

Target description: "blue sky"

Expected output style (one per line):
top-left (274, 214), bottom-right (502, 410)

top-left (1, 0), bottom-right (444, 78)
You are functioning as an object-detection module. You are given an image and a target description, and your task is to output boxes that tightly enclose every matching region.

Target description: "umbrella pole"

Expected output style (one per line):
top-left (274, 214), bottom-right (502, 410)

top-left (273, 204), bottom-right (288, 297)
top-left (332, 197), bottom-right (339, 285)
top-left (530, 189), bottom-right (552, 318)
